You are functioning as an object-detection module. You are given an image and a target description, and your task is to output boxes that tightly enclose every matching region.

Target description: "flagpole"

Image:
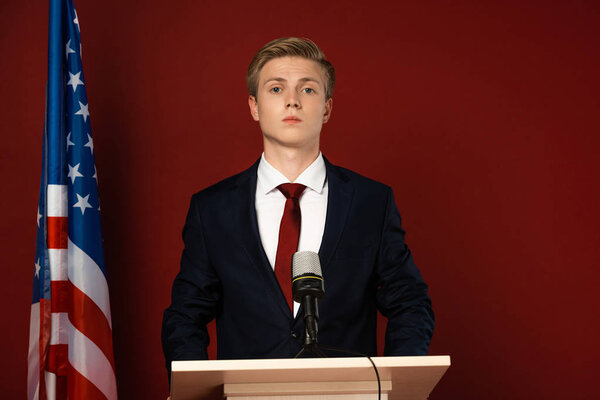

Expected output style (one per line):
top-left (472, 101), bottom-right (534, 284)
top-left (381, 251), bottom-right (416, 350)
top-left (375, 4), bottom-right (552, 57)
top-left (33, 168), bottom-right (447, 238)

top-left (48, 0), bottom-right (64, 184)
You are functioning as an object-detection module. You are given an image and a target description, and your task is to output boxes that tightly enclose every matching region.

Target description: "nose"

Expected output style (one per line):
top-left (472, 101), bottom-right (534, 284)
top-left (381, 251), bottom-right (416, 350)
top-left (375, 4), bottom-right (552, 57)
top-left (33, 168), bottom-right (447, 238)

top-left (286, 92), bottom-right (301, 109)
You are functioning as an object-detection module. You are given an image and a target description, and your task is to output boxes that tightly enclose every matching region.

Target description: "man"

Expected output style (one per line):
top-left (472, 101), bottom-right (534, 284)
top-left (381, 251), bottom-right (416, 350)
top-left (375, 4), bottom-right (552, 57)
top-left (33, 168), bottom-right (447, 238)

top-left (161, 37), bottom-right (434, 380)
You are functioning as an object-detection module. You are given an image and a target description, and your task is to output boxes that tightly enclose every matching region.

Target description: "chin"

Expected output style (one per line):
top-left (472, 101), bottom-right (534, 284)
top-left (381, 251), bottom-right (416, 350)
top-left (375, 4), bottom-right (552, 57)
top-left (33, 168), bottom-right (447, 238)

top-left (263, 128), bottom-right (320, 149)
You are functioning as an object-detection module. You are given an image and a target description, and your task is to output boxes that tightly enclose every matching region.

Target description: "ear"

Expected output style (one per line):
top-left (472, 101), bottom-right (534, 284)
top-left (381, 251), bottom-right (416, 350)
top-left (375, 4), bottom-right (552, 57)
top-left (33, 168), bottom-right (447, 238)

top-left (322, 97), bottom-right (333, 123)
top-left (248, 95), bottom-right (259, 121)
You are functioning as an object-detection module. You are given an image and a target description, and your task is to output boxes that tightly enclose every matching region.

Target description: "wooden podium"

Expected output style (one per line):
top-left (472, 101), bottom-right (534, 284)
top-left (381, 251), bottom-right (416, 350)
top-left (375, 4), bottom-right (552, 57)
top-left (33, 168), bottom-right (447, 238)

top-left (171, 356), bottom-right (450, 400)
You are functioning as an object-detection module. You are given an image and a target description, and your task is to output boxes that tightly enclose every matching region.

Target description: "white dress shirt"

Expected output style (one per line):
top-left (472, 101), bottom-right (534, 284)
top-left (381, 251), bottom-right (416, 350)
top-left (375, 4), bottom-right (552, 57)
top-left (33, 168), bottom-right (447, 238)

top-left (255, 152), bottom-right (328, 316)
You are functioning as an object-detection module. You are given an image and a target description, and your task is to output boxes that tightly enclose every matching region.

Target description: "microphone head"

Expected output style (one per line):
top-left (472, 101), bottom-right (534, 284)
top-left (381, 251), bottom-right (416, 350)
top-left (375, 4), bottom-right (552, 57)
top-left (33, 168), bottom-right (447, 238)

top-left (292, 251), bottom-right (322, 278)
top-left (292, 251), bottom-right (324, 302)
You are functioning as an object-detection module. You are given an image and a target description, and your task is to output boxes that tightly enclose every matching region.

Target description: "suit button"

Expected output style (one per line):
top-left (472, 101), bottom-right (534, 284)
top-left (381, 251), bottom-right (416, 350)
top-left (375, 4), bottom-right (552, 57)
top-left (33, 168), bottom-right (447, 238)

top-left (291, 331), bottom-right (298, 338)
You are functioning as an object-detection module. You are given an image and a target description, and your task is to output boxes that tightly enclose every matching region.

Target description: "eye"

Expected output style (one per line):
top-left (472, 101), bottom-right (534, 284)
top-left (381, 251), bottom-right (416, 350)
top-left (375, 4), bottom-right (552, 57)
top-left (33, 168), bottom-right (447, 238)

top-left (303, 88), bottom-right (314, 94)
top-left (271, 87), bottom-right (281, 94)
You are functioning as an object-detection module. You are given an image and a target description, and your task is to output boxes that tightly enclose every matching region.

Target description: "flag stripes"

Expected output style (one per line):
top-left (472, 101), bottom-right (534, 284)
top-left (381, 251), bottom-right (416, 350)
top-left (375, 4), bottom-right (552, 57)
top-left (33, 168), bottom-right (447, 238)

top-left (47, 185), bottom-right (68, 217)
top-left (68, 322), bottom-right (117, 398)
top-left (48, 249), bottom-right (68, 281)
top-left (68, 364), bottom-right (109, 400)
top-left (47, 217), bottom-right (68, 249)
top-left (28, 304), bottom-right (41, 400)
top-left (67, 282), bottom-right (115, 368)
top-left (68, 240), bottom-right (113, 326)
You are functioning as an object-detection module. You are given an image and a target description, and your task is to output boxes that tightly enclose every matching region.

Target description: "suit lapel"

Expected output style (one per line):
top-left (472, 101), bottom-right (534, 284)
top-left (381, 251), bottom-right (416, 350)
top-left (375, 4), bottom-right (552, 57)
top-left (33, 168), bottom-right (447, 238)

top-left (235, 157), bottom-right (354, 322)
top-left (235, 160), bottom-right (293, 320)
top-left (319, 158), bottom-right (354, 273)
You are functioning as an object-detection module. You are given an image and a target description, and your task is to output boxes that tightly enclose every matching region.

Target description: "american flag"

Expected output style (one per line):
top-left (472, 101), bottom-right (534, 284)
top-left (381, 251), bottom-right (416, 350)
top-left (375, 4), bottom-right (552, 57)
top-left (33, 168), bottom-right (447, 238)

top-left (27, 1), bottom-right (117, 398)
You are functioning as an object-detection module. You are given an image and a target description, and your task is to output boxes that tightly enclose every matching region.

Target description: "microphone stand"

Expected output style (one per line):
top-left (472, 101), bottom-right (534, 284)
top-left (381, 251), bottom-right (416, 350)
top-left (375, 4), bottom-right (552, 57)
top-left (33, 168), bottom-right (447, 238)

top-left (294, 329), bottom-right (327, 358)
top-left (294, 295), bottom-right (327, 358)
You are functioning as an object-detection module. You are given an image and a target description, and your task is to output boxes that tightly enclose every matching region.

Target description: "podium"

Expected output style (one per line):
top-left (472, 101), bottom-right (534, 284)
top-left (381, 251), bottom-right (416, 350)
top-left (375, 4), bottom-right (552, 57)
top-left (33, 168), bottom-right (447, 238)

top-left (171, 356), bottom-right (450, 400)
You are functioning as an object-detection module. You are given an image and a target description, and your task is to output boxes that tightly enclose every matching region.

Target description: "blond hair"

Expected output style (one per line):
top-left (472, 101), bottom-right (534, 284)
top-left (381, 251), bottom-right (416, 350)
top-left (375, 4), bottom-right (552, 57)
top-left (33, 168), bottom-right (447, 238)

top-left (247, 37), bottom-right (335, 99)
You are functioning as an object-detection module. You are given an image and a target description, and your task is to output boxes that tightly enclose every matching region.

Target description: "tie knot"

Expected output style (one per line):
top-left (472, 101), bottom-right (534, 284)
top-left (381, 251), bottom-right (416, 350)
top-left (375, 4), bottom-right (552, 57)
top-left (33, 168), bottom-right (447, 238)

top-left (277, 183), bottom-right (306, 200)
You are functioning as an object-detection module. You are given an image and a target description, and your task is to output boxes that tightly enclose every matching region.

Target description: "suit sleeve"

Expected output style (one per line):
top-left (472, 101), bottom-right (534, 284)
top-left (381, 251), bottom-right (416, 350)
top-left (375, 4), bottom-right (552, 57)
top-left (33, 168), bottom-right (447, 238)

top-left (161, 194), bottom-right (221, 379)
top-left (375, 187), bottom-right (434, 355)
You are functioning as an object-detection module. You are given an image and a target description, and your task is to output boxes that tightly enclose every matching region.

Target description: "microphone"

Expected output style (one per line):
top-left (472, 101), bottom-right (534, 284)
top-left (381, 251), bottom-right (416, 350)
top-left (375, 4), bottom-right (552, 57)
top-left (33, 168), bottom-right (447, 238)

top-left (292, 251), bottom-right (324, 347)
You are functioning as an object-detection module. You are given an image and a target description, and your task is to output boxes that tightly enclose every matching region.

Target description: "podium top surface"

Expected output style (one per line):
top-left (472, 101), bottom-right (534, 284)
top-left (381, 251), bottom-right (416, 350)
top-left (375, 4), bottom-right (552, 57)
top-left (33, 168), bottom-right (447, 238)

top-left (171, 355), bottom-right (450, 400)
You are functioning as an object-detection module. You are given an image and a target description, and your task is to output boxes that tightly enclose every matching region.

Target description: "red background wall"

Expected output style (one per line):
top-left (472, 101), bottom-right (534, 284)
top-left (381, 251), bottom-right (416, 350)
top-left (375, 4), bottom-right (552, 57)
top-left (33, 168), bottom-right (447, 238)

top-left (2, 0), bottom-right (599, 398)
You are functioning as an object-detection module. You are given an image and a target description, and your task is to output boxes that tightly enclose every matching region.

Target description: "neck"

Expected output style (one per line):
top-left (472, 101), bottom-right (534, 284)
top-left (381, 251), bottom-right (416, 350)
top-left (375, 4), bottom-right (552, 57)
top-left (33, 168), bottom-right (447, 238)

top-left (263, 143), bottom-right (320, 182)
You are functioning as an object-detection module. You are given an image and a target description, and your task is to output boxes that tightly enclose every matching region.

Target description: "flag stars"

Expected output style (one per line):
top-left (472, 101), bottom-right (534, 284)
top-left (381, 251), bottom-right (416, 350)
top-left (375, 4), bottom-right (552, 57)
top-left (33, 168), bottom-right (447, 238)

top-left (37, 208), bottom-right (42, 227)
top-left (73, 193), bottom-right (93, 215)
top-left (85, 134), bottom-right (94, 154)
top-left (75, 101), bottom-right (89, 122)
top-left (68, 163), bottom-right (84, 184)
top-left (67, 71), bottom-right (84, 92)
top-left (73, 9), bottom-right (80, 31)
top-left (35, 259), bottom-right (41, 278)
top-left (93, 165), bottom-right (98, 181)
top-left (67, 132), bottom-right (75, 148)
top-left (66, 39), bottom-right (76, 59)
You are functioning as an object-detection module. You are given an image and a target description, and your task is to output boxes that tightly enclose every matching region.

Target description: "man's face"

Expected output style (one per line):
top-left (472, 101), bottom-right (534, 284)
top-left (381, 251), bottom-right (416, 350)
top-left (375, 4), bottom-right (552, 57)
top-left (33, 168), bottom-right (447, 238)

top-left (248, 56), bottom-right (332, 151)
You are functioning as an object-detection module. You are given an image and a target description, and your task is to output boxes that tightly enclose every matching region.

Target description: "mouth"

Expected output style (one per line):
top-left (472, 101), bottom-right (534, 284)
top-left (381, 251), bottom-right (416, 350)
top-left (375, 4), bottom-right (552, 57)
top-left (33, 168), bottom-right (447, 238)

top-left (283, 116), bottom-right (302, 124)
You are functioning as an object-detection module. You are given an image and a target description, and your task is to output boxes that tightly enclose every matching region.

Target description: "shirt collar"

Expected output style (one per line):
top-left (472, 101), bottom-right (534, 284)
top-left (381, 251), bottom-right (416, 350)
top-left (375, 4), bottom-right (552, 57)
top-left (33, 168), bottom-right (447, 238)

top-left (257, 152), bottom-right (326, 195)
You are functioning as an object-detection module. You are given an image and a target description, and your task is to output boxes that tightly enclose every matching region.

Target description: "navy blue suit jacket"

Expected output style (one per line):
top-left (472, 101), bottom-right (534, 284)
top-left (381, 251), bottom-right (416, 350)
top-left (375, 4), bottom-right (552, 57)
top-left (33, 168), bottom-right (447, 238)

top-left (162, 158), bottom-right (434, 375)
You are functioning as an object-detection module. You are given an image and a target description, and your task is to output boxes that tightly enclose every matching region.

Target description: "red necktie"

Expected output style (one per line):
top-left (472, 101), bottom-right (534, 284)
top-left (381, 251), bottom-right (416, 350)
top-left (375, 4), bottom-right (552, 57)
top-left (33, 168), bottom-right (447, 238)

top-left (275, 183), bottom-right (306, 312)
